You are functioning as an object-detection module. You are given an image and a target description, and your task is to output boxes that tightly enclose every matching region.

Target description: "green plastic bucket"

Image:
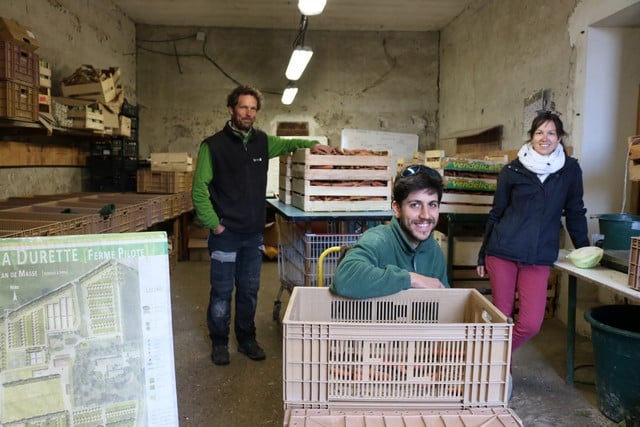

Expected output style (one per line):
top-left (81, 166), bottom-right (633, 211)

top-left (597, 214), bottom-right (640, 250)
top-left (584, 305), bottom-right (640, 424)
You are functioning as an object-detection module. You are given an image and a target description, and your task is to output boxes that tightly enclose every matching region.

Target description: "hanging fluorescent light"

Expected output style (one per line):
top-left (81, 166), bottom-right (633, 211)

top-left (285, 46), bottom-right (313, 81)
top-left (298, 0), bottom-right (327, 16)
top-left (281, 86), bottom-right (299, 105)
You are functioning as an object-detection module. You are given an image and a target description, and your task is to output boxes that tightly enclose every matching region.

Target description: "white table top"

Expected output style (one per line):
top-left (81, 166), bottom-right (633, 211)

top-left (554, 250), bottom-right (640, 303)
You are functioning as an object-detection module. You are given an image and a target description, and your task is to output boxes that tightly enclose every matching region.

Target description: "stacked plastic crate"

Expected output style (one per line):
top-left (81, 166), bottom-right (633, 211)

top-left (85, 98), bottom-right (139, 192)
top-left (282, 287), bottom-right (523, 426)
top-left (0, 17), bottom-right (39, 123)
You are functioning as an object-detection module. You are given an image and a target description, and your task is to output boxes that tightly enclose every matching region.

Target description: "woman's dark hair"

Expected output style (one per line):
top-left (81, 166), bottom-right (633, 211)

top-left (527, 111), bottom-right (567, 141)
top-left (394, 165), bottom-right (443, 205)
top-left (227, 85), bottom-right (263, 111)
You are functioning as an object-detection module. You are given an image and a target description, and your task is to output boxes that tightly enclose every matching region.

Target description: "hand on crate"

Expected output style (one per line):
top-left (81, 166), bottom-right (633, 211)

top-left (409, 272), bottom-right (446, 289)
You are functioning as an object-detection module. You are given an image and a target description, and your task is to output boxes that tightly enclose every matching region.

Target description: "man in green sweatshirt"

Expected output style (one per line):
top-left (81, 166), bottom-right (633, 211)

top-left (331, 165), bottom-right (449, 298)
top-left (192, 85), bottom-right (333, 365)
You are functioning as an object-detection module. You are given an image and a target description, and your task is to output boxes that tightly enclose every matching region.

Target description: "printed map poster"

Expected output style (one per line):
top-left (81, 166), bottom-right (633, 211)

top-left (0, 232), bottom-right (178, 426)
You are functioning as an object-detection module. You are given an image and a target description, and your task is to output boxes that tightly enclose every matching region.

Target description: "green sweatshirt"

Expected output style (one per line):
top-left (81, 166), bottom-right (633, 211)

top-left (331, 217), bottom-right (449, 298)
top-left (192, 131), bottom-right (317, 230)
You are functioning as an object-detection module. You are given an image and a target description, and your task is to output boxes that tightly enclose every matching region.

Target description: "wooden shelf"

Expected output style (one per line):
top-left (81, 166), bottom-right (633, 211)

top-left (0, 118), bottom-right (112, 167)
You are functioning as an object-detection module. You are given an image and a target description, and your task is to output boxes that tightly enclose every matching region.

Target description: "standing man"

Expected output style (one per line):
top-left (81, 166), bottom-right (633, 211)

top-left (192, 85), bottom-right (333, 365)
top-left (331, 165), bottom-right (449, 298)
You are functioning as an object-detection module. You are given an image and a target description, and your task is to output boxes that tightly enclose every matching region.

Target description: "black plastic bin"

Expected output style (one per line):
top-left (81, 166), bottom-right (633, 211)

top-left (584, 305), bottom-right (640, 425)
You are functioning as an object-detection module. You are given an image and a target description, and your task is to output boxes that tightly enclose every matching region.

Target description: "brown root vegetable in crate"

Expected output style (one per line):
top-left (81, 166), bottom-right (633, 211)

top-left (337, 148), bottom-right (389, 156)
top-left (309, 196), bottom-right (388, 202)
top-left (292, 148), bottom-right (391, 177)
top-left (310, 180), bottom-right (388, 187)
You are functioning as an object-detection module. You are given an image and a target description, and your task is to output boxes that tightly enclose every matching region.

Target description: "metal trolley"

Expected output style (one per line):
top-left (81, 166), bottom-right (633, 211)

top-left (272, 213), bottom-right (360, 320)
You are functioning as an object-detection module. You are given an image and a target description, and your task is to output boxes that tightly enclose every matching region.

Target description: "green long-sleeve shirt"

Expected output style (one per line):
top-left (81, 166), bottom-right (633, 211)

top-left (192, 130), bottom-right (317, 231)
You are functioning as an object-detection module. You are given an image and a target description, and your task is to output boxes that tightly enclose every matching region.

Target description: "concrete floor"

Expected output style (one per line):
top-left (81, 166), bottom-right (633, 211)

top-left (169, 259), bottom-right (617, 427)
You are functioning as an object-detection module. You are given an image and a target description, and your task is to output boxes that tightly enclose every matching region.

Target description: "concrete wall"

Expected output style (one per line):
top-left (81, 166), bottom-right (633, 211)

top-left (0, 0), bottom-right (136, 199)
top-left (439, 0), bottom-right (579, 152)
top-left (135, 26), bottom-right (440, 159)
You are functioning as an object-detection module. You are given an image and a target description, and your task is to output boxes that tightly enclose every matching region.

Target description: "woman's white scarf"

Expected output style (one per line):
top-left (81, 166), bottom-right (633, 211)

top-left (517, 142), bottom-right (565, 183)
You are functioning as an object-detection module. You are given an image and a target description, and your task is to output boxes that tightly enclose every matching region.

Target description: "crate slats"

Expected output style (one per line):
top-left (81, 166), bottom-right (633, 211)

top-left (284, 408), bottom-right (524, 426)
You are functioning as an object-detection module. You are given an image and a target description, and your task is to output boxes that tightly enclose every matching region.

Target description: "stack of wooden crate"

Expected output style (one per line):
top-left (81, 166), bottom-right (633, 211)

top-left (405, 150), bottom-right (505, 214)
top-left (137, 152), bottom-right (194, 194)
top-left (281, 148), bottom-right (392, 212)
top-left (0, 17), bottom-right (40, 122)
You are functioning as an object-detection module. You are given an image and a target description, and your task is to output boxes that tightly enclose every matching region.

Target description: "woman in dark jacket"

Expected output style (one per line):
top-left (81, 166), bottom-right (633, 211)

top-left (477, 111), bottom-right (589, 354)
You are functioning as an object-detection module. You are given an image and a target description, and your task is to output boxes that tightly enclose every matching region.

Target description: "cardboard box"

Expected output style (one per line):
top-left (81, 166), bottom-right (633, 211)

top-left (0, 17), bottom-right (39, 52)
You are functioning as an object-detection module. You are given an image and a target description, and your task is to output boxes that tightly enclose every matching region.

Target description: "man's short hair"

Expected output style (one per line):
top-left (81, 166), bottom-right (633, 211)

top-left (227, 85), bottom-right (263, 111)
top-left (394, 165), bottom-right (443, 205)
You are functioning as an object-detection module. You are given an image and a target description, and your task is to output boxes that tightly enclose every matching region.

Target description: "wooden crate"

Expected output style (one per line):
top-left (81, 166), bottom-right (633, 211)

top-left (278, 154), bottom-right (293, 204)
top-left (137, 169), bottom-right (193, 194)
top-left (60, 72), bottom-right (118, 103)
top-left (289, 148), bottom-right (392, 212)
top-left (39, 58), bottom-right (52, 88)
top-left (0, 40), bottom-right (39, 86)
top-left (411, 149), bottom-right (444, 169)
top-left (0, 79), bottom-right (38, 122)
top-left (627, 136), bottom-right (640, 181)
top-left (38, 87), bottom-right (51, 113)
top-left (70, 117), bottom-right (104, 131)
top-left (0, 17), bottom-right (39, 51)
top-left (440, 192), bottom-right (494, 214)
top-left (439, 156), bottom-right (503, 213)
top-left (150, 152), bottom-right (193, 172)
top-left (278, 174), bottom-right (292, 204)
